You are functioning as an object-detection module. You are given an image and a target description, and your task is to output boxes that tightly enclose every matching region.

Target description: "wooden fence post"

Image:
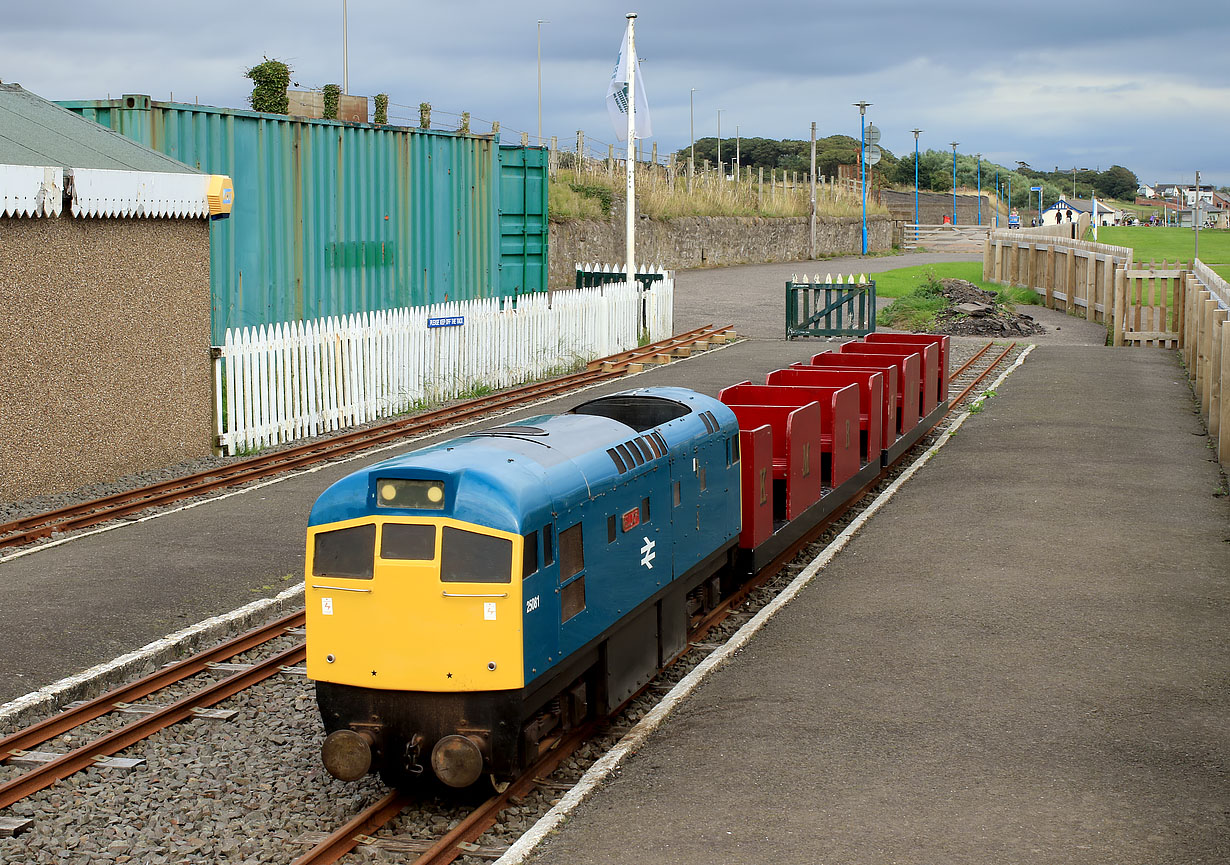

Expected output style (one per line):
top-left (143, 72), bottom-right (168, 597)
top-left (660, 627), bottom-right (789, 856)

top-left (1065, 248), bottom-right (1077, 314)
top-left (1083, 256), bottom-right (1095, 321)
top-left (983, 237), bottom-right (993, 281)
top-left (1201, 297), bottom-right (1218, 419)
top-left (1112, 266), bottom-right (1126, 347)
top-left (1221, 323), bottom-right (1230, 468)
top-left (1045, 244), bottom-right (1055, 308)
top-left (1107, 258), bottom-right (1116, 327)
top-left (1175, 269), bottom-right (1186, 350)
top-left (1209, 311), bottom-right (1227, 439)
top-left (1195, 291), bottom-right (1211, 394)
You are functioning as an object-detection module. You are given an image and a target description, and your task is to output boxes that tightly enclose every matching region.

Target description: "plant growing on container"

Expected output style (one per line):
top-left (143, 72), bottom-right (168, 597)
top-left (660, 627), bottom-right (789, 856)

top-left (419, 102), bottom-right (431, 129)
top-left (322, 84), bottom-right (341, 119)
top-left (374, 93), bottom-right (389, 125)
top-left (246, 57), bottom-right (291, 115)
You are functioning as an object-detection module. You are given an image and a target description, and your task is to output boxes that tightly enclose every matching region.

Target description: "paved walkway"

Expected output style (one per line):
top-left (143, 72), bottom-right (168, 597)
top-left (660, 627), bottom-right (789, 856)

top-left (522, 345), bottom-right (1230, 865)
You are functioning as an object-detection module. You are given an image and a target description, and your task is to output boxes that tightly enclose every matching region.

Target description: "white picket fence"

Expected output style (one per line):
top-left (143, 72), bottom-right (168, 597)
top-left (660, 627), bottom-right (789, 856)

top-left (212, 278), bottom-right (674, 454)
top-left (575, 263), bottom-right (674, 341)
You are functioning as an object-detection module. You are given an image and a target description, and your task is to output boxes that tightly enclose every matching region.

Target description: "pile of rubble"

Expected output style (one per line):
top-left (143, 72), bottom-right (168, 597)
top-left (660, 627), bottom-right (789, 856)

top-left (932, 278), bottom-right (1045, 337)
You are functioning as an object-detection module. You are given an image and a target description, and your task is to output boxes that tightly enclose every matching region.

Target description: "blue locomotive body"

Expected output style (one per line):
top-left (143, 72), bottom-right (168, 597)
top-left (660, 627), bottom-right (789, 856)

top-left (306, 386), bottom-right (742, 786)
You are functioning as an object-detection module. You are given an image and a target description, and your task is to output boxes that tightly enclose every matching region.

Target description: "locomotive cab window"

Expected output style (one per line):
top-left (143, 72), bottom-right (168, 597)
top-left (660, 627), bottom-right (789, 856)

top-left (522, 530), bottom-right (539, 577)
top-left (313, 524), bottom-right (376, 579)
top-left (381, 523), bottom-right (436, 560)
top-left (441, 527), bottom-right (513, 583)
top-left (559, 523), bottom-right (584, 581)
top-left (543, 525), bottom-right (555, 567)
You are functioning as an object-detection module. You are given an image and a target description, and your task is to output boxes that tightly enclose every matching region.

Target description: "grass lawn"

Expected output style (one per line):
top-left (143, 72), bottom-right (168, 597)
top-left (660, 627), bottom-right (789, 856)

top-left (871, 262), bottom-right (999, 298)
top-left (1085, 226), bottom-right (1230, 267)
top-left (874, 262), bottom-right (1040, 331)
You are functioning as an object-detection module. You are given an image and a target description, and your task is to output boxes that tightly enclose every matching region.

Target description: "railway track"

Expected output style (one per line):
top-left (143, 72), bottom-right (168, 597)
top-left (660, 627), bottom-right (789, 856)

top-left (0, 325), bottom-right (736, 552)
top-left (288, 341), bottom-right (1026, 864)
top-left (0, 338), bottom-right (1023, 859)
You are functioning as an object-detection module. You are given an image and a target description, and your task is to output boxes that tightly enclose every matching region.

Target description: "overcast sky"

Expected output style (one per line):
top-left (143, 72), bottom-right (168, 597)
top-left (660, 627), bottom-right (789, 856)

top-left (3, 0), bottom-right (1226, 187)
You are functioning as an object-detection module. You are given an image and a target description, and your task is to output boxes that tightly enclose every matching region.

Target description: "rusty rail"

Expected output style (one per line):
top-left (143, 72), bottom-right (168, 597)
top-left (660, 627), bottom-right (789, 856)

top-left (0, 325), bottom-right (736, 551)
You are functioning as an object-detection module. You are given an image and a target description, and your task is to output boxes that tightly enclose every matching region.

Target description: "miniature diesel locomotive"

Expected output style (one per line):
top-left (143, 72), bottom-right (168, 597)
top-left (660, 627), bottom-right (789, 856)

top-left (305, 336), bottom-right (949, 790)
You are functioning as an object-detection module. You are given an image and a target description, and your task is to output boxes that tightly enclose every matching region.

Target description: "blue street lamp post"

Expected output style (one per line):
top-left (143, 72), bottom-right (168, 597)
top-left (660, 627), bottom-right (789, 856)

top-left (949, 141), bottom-right (959, 223)
top-left (911, 128), bottom-right (923, 228)
top-left (995, 170), bottom-right (999, 227)
top-left (976, 153), bottom-right (981, 226)
top-left (854, 101), bottom-right (871, 254)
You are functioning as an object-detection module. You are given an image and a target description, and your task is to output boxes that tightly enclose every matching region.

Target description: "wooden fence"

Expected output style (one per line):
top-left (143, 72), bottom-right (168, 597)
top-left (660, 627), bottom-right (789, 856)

top-left (1185, 261), bottom-right (1230, 466)
top-left (904, 224), bottom-right (988, 252)
top-left (983, 229), bottom-right (1134, 328)
top-left (211, 278), bottom-right (673, 454)
top-left (984, 229), bottom-right (1230, 470)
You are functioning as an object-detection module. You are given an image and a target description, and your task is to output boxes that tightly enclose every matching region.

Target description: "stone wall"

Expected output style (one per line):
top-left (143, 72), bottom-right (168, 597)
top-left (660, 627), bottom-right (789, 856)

top-left (549, 214), bottom-right (892, 287)
top-left (880, 190), bottom-right (997, 226)
top-left (0, 216), bottom-right (211, 500)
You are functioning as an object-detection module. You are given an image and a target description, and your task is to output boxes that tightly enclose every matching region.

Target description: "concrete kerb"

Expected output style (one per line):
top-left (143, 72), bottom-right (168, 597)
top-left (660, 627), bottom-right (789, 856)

top-left (0, 583), bottom-right (305, 733)
top-left (496, 343), bottom-right (1036, 865)
top-left (0, 339), bottom-right (744, 731)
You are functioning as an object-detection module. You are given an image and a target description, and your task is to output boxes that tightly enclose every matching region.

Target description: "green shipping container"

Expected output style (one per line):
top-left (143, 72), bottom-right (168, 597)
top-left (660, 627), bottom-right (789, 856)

top-left (61, 96), bottom-right (548, 344)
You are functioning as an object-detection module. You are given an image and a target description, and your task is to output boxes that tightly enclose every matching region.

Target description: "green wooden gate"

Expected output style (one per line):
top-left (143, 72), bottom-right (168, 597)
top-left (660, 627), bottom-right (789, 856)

top-left (786, 279), bottom-right (877, 339)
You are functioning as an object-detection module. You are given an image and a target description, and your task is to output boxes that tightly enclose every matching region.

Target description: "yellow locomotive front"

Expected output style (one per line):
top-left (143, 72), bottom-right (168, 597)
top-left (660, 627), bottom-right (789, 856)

top-left (305, 471), bottom-right (537, 788)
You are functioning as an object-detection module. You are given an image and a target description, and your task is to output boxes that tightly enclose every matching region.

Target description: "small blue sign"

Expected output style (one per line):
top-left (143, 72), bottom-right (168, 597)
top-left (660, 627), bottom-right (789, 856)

top-left (427, 316), bottom-right (465, 328)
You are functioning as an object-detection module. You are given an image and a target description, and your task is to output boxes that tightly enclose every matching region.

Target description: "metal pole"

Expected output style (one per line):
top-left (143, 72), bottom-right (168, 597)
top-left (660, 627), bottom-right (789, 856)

top-left (625, 13), bottom-right (637, 276)
top-left (976, 153), bottom-right (981, 225)
top-left (950, 141), bottom-right (959, 223)
top-left (854, 101), bottom-right (871, 254)
top-left (537, 20), bottom-right (549, 146)
top-left (736, 125), bottom-right (740, 178)
top-left (342, 0), bottom-right (349, 94)
top-left (1195, 170), bottom-right (1200, 261)
top-left (717, 109), bottom-right (724, 172)
top-left (911, 128), bottom-right (922, 228)
top-left (809, 121), bottom-right (817, 260)
top-left (689, 88), bottom-right (696, 166)
top-left (995, 170), bottom-right (999, 227)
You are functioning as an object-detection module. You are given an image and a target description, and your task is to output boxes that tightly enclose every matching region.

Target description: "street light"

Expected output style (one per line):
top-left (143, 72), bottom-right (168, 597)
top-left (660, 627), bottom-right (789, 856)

top-left (537, 19), bottom-right (549, 146)
top-left (950, 141), bottom-right (959, 224)
top-left (976, 153), bottom-right (981, 226)
top-left (854, 101), bottom-right (871, 254)
top-left (736, 124), bottom-right (740, 179)
top-left (717, 108), bottom-right (725, 172)
top-left (911, 129), bottom-right (923, 228)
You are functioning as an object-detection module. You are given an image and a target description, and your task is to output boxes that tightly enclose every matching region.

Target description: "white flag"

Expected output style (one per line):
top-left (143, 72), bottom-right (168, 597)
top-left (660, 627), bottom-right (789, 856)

top-left (606, 20), bottom-right (651, 142)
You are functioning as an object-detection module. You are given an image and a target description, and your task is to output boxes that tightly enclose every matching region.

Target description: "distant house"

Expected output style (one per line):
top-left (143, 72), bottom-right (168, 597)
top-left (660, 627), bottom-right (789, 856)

top-left (1040, 196), bottom-right (1120, 227)
top-left (1138, 184), bottom-right (1156, 199)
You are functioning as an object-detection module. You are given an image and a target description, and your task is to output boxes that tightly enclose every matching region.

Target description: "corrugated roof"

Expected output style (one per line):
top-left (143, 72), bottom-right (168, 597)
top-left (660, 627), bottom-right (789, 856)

top-left (0, 84), bottom-right (197, 174)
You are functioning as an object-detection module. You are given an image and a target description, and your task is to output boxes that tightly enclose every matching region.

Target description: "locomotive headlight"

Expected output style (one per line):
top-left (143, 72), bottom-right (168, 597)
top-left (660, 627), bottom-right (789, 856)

top-left (377, 478), bottom-right (445, 509)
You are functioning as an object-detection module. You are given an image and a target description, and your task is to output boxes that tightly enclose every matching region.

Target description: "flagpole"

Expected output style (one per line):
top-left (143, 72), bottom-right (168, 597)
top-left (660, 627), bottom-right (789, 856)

top-left (625, 12), bottom-right (637, 280)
